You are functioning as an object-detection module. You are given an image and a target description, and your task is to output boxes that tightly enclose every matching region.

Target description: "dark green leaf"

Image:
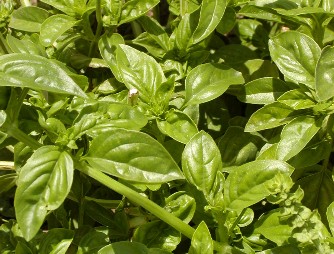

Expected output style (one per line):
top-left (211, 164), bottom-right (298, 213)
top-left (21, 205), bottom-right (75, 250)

top-left (0, 173), bottom-right (17, 194)
top-left (188, 221), bottom-right (213, 254)
top-left (39, 229), bottom-right (73, 254)
top-left (14, 146), bottom-right (74, 241)
top-left (216, 7), bottom-right (236, 35)
top-left (184, 63), bottom-right (244, 107)
top-left (119, 0), bottom-right (160, 25)
top-left (8, 6), bottom-right (49, 32)
top-left (269, 31), bottom-right (321, 88)
top-left (84, 128), bottom-right (184, 183)
top-left (0, 53), bottom-right (87, 97)
top-left (157, 109), bottom-right (198, 144)
top-left (77, 228), bottom-right (110, 253)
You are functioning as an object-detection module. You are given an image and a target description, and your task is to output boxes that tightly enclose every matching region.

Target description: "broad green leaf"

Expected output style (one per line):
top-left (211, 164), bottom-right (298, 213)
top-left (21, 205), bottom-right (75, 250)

top-left (254, 209), bottom-right (293, 245)
top-left (188, 221), bottom-right (213, 254)
top-left (182, 131), bottom-right (222, 195)
top-left (239, 5), bottom-right (283, 23)
top-left (8, 6), bottom-right (49, 32)
top-left (116, 44), bottom-right (166, 103)
top-left (236, 19), bottom-right (268, 48)
top-left (174, 11), bottom-right (199, 52)
top-left (245, 102), bottom-right (301, 132)
top-left (269, 31), bottom-right (321, 88)
top-left (119, 0), bottom-right (160, 25)
top-left (238, 77), bottom-right (290, 104)
top-left (98, 33), bottom-right (124, 81)
top-left (0, 173), bottom-right (17, 194)
top-left (40, 0), bottom-right (87, 16)
top-left (218, 126), bottom-right (265, 167)
top-left (133, 32), bottom-right (167, 58)
top-left (276, 116), bottom-right (322, 161)
top-left (216, 7), bottom-right (236, 35)
top-left (165, 192), bottom-right (196, 224)
top-left (184, 63), bottom-right (244, 107)
top-left (315, 46), bottom-right (334, 101)
top-left (224, 160), bottom-right (294, 211)
top-left (0, 53), bottom-right (87, 97)
top-left (39, 229), bottom-right (73, 254)
top-left (192, 0), bottom-right (227, 44)
top-left (168, 0), bottom-right (200, 16)
top-left (77, 228), bottom-right (110, 253)
top-left (84, 128), bottom-right (184, 183)
top-left (14, 146), bottom-right (74, 241)
top-left (40, 14), bottom-right (79, 47)
top-left (327, 201), bottom-right (334, 235)
top-left (277, 89), bottom-right (316, 109)
top-left (6, 34), bottom-right (47, 56)
top-left (157, 109), bottom-right (198, 144)
top-left (98, 242), bottom-right (149, 254)
top-left (323, 0), bottom-right (334, 12)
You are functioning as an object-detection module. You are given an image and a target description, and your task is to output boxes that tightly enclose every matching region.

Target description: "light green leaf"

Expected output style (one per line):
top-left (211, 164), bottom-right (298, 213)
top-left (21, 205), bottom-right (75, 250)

top-left (6, 34), bottom-right (47, 56)
top-left (182, 131), bottom-right (222, 195)
top-left (277, 89), bottom-right (316, 109)
top-left (40, 0), bottom-right (87, 16)
top-left (327, 201), bottom-right (334, 235)
top-left (165, 192), bottom-right (196, 224)
top-left (315, 46), bottom-right (334, 101)
top-left (8, 6), bottom-right (49, 32)
top-left (157, 109), bottom-right (198, 144)
top-left (192, 0), bottom-right (228, 44)
top-left (224, 160), bottom-right (294, 211)
top-left (39, 229), bottom-right (73, 254)
top-left (98, 242), bottom-right (149, 254)
top-left (269, 31), bottom-right (321, 88)
top-left (188, 221), bottom-right (213, 254)
top-left (184, 63), bottom-right (244, 107)
top-left (84, 128), bottom-right (184, 183)
top-left (238, 77), bottom-right (290, 104)
top-left (276, 116), bottom-right (322, 161)
top-left (40, 14), bottom-right (79, 47)
top-left (119, 0), bottom-right (160, 25)
top-left (0, 53), bottom-right (87, 97)
top-left (0, 110), bottom-right (6, 127)
top-left (245, 102), bottom-right (301, 132)
top-left (14, 146), bottom-right (74, 241)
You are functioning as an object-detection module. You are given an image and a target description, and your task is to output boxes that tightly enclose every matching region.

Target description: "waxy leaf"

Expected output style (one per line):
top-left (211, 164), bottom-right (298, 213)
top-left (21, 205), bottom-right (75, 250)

top-left (238, 77), bottom-right (289, 104)
top-left (182, 131), bottom-right (222, 195)
top-left (157, 109), bottom-right (198, 144)
top-left (119, 0), bottom-right (160, 25)
top-left (245, 102), bottom-right (301, 132)
top-left (327, 201), bottom-right (334, 236)
top-left (84, 128), bottom-right (184, 183)
top-left (0, 53), bottom-right (87, 97)
top-left (315, 46), bottom-right (334, 101)
top-left (7, 34), bottom-right (47, 56)
top-left (8, 6), bottom-right (49, 32)
top-left (40, 0), bottom-right (87, 16)
top-left (224, 160), bottom-right (294, 211)
top-left (277, 89), bottom-right (316, 109)
top-left (188, 221), bottom-right (213, 254)
top-left (192, 0), bottom-right (227, 44)
top-left (14, 146), bottom-right (74, 241)
top-left (276, 116), bottom-right (322, 161)
top-left (39, 228), bottom-right (73, 254)
top-left (40, 14), bottom-right (78, 47)
top-left (184, 63), bottom-right (244, 107)
top-left (269, 31), bottom-right (321, 88)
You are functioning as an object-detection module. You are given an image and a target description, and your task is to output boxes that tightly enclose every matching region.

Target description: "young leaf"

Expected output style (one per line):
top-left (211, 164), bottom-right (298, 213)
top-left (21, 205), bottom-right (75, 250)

top-left (0, 53), bottom-right (87, 98)
top-left (40, 14), bottom-right (79, 47)
top-left (182, 131), bottom-right (222, 196)
top-left (192, 0), bottom-right (228, 45)
top-left (119, 0), bottom-right (160, 25)
top-left (188, 221), bottom-right (213, 254)
top-left (8, 6), bottom-right (49, 32)
top-left (184, 63), bottom-right (244, 107)
top-left (269, 31), bottom-right (321, 88)
top-left (224, 160), bottom-right (294, 211)
top-left (14, 146), bottom-right (74, 241)
top-left (157, 109), bottom-right (198, 144)
top-left (315, 46), bottom-right (334, 101)
top-left (84, 128), bottom-right (184, 183)
top-left (277, 89), bottom-right (316, 109)
top-left (276, 116), bottom-right (322, 161)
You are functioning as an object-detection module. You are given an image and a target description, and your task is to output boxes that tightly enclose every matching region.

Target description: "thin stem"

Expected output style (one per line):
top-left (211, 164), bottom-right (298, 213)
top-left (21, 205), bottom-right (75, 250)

top-left (88, 0), bottom-right (103, 57)
top-left (228, 208), bottom-right (247, 235)
top-left (5, 125), bottom-right (41, 150)
top-left (76, 162), bottom-right (195, 239)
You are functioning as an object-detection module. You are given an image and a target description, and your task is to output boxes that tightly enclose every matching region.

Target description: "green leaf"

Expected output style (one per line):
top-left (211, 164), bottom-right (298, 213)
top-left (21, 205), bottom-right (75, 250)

top-left (39, 229), bottom-right (73, 254)
top-left (192, 0), bottom-right (228, 44)
top-left (14, 146), bottom-right (74, 241)
top-left (157, 109), bottom-right (198, 144)
top-left (277, 89), bottom-right (316, 109)
top-left (216, 7), bottom-right (236, 35)
top-left (276, 116), bottom-right (322, 161)
top-left (6, 34), bottom-right (47, 56)
top-left (84, 128), bottom-right (184, 183)
top-left (238, 77), bottom-right (290, 105)
top-left (182, 131), bottom-right (222, 195)
top-left (174, 11), bottom-right (199, 52)
top-left (165, 192), bottom-right (196, 223)
top-left (0, 173), bottom-right (17, 194)
top-left (115, 44), bottom-right (166, 103)
top-left (119, 0), bottom-right (160, 25)
top-left (40, 14), bottom-right (79, 47)
top-left (98, 242), bottom-right (149, 254)
top-left (40, 0), bottom-right (87, 16)
top-left (0, 110), bottom-right (6, 127)
top-left (224, 160), bottom-right (294, 211)
top-left (188, 221), bottom-right (213, 254)
top-left (8, 6), bottom-right (49, 32)
top-left (245, 102), bottom-right (301, 132)
top-left (0, 53), bottom-right (87, 98)
top-left (268, 31), bottom-right (321, 88)
top-left (315, 46), bottom-right (334, 101)
top-left (327, 201), bottom-right (334, 235)
top-left (184, 63), bottom-right (244, 107)
top-left (77, 228), bottom-right (110, 253)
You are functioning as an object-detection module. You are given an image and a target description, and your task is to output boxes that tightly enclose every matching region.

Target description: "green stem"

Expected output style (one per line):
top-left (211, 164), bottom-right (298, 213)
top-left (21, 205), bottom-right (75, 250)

top-left (5, 125), bottom-right (41, 150)
top-left (228, 208), bottom-right (246, 235)
top-left (76, 162), bottom-right (195, 239)
top-left (130, 21), bottom-right (142, 38)
top-left (88, 0), bottom-right (103, 57)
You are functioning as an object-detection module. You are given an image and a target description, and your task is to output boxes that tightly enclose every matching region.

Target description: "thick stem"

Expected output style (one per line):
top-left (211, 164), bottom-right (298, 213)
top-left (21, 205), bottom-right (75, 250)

top-left (5, 125), bottom-right (41, 150)
top-left (76, 162), bottom-right (195, 239)
top-left (88, 0), bottom-right (103, 57)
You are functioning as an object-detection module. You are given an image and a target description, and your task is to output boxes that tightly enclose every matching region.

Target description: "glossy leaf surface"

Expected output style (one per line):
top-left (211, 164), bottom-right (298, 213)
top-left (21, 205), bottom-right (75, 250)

top-left (188, 221), bottom-right (213, 254)
top-left (119, 0), bottom-right (160, 25)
